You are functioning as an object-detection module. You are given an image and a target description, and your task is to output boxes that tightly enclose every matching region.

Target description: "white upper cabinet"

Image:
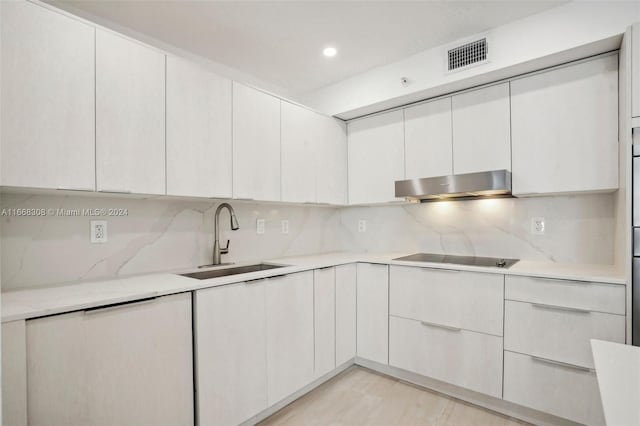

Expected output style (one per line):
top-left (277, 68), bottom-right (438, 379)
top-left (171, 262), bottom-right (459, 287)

top-left (166, 56), bottom-right (232, 198)
top-left (316, 115), bottom-right (348, 205)
top-left (632, 23), bottom-right (640, 118)
top-left (281, 102), bottom-right (317, 203)
top-left (1, 1), bottom-right (95, 190)
top-left (404, 98), bottom-right (453, 179)
top-left (96, 30), bottom-right (166, 195)
top-left (348, 110), bottom-right (405, 204)
top-left (452, 83), bottom-right (511, 174)
top-left (511, 55), bottom-right (618, 196)
top-left (233, 83), bottom-right (281, 201)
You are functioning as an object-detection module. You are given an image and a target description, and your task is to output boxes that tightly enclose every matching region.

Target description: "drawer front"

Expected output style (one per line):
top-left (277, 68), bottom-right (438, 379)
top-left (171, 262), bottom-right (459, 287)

top-left (505, 301), bottom-right (625, 369)
top-left (504, 351), bottom-right (605, 426)
top-left (505, 275), bottom-right (625, 315)
top-left (389, 315), bottom-right (503, 398)
top-left (390, 266), bottom-right (503, 336)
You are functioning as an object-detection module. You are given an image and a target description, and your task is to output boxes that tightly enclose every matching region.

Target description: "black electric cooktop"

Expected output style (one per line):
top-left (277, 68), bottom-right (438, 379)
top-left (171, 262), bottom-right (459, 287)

top-left (393, 253), bottom-right (519, 269)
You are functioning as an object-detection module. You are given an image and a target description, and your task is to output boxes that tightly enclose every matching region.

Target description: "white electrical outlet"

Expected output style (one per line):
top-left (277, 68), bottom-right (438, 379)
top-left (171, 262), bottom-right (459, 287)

top-left (281, 220), bottom-right (289, 234)
top-left (358, 219), bottom-right (367, 233)
top-left (91, 220), bottom-right (108, 243)
top-left (531, 217), bottom-right (545, 235)
top-left (256, 218), bottom-right (266, 235)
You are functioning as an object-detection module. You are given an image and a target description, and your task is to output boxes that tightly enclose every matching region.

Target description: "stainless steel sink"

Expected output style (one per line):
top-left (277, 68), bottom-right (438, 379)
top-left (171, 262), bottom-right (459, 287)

top-left (179, 263), bottom-right (287, 280)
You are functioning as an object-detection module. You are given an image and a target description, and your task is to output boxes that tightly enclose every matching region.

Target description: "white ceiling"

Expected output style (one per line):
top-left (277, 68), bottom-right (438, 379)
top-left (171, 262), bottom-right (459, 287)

top-left (54, 0), bottom-right (567, 95)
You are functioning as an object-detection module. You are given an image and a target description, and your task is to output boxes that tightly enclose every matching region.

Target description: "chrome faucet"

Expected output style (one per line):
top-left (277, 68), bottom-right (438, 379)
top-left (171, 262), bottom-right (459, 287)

top-left (212, 203), bottom-right (239, 265)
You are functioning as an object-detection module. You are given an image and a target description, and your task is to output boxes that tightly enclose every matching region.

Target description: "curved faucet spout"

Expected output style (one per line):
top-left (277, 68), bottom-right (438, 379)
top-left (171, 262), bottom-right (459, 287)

top-left (213, 203), bottom-right (239, 265)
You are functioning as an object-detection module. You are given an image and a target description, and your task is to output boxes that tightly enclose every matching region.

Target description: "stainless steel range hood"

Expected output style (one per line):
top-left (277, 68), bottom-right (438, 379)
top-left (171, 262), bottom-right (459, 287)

top-left (395, 170), bottom-right (512, 201)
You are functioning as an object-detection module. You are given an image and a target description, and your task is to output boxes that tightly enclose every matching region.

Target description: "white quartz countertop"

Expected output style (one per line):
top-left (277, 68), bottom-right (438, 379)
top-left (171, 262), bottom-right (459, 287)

top-left (591, 340), bottom-right (640, 426)
top-left (1, 251), bottom-right (625, 323)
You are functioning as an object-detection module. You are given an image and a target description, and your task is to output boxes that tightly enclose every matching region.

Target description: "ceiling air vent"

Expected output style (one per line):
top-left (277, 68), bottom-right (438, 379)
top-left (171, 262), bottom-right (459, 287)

top-left (447, 38), bottom-right (488, 71)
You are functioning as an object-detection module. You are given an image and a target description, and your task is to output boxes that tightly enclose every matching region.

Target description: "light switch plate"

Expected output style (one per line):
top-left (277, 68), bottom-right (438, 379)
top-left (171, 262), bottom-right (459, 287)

top-left (531, 217), bottom-right (545, 235)
top-left (281, 220), bottom-right (289, 234)
top-left (256, 218), bottom-right (265, 235)
top-left (91, 220), bottom-right (107, 243)
top-left (358, 220), bottom-right (367, 233)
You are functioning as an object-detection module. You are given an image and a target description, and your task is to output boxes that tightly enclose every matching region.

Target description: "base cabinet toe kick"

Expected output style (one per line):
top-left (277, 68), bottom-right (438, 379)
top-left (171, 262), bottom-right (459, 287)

top-left (1, 263), bottom-right (626, 426)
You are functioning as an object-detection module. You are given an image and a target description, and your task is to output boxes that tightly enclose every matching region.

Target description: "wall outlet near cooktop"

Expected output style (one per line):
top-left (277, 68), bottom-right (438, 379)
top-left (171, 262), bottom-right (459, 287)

top-left (531, 217), bottom-right (545, 235)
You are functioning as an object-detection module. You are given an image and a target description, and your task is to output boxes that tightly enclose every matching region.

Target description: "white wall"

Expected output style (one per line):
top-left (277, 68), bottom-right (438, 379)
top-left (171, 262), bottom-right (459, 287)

top-left (302, 1), bottom-right (640, 118)
top-left (339, 194), bottom-right (615, 265)
top-left (0, 194), bottom-right (341, 290)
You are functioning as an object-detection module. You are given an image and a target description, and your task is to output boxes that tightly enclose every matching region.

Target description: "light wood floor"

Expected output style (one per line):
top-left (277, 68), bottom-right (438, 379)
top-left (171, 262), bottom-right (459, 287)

top-left (259, 367), bottom-right (529, 426)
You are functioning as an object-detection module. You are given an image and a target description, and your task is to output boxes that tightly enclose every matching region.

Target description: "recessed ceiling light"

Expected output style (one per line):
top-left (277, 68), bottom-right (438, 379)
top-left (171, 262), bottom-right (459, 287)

top-left (323, 46), bottom-right (337, 58)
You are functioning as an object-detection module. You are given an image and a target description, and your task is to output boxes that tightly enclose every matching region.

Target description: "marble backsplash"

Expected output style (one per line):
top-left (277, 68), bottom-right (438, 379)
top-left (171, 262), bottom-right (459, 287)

top-left (0, 193), bottom-right (342, 290)
top-left (338, 193), bottom-right (615, 265)
top-left (0, 191), bottom-right (616, 290)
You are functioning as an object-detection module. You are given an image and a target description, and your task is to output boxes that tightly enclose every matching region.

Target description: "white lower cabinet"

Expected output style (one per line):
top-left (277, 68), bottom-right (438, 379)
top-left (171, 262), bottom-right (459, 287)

top-left (314, 267), bottom-right (336, 378)
top-left (389, 316), bottom-right (503, 398)
top-left (26, 294), bottom-right (194, 426)
top-left (390, 266), bottom-right (503, 336)
top-left (504, 351), bottom-right (605, 426)
top-left (356, 263), bottom-right (389, 364)
top-left (335, 264), bottom-right (357, 365)
top-left (266, 272), bottom-right (315, 405)
top-left (195, 281), bottom-right (268, 426)
top-left (2, 320), bottom-right (27, 426)
top-left (504, 300), bottom-right (625, 369)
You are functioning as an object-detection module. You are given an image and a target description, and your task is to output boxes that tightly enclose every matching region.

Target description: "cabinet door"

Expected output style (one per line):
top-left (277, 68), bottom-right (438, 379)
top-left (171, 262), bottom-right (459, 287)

top-left (195, 281), bottom-right (267, 426)
top-left (511, 55), bottom-right (618, 195)
top-left (233, 83), bottom-right (281, 201)
top-left (1, 1), bottom-right (95, 190)
top-left (281, 102), bottom-right (317, 203)
top-left (452, 83), bottom-right (511, 174)
top-left (632, 23), bottom-right (640, 118)
top-left (335, 263), bottom-right (357, 365)
top-left (314, 267), bottom-right (336, 378)
top-left (404, 98), bottom-right (453, 179)
top-left (348, 110), bottom-right (405, 204)
top-left (266, 272), bottom-right (314, 405)
top-left (96, 30), bottom-right (166, 195)
top-left (2, 321), bottom-right (27, 426)
top-left (356, 263), bottom-right (389, 364)
top-left (27, 294), bottom-right (194, 426)
top-left (166, 56), bottom-right (232, 198)
top-left (316, 115), bottom-right (348, 205)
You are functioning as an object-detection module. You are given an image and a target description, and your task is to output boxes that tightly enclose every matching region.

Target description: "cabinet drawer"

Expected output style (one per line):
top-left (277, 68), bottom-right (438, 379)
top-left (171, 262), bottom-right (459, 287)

top-left (505, 301), bottom-right (625, 369)
top-left (505, 275), bottom-right (625, 315)
top-left (390, 266), bottom-right (503, 336)
top-left (504, 351), bottom-right (605, 426)
top-left (389, 316), bottom-right (503, 398)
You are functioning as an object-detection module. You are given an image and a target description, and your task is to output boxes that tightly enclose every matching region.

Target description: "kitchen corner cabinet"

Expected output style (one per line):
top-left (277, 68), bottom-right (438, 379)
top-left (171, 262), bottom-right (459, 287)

top-left (348, 110), bottom-right (405, 204)
top-left (511, 54), bottom-right (618, 195)
top-left (26, 294), bottom-right (194, 426)
top-left (452, 83), bottom-right (511, 175)
top-left (233, 83), bottom-right (281, 201)
top-left (2, 320), bottom-right (28, 426)
top-left (335, 263), bottom-right (357, 365)
top-left (356, 263), bottom-right (389, 364)
top-left (281, 102), bottom-right (318, 203)
top-left (316, 115), bottom-right (348, 205)
top-left (1, 1), bottom-right (95, 190)
top-left (404, 98), bottom-right (453, 179)
top-left (314, 267), bottom-right (336, 377)
top-left (96, 30), bottom-right (166, 195)
top-left (195, 281), bottom-right (268, 426)
top-left (166, 56), bottom-right (232, 198)
top-left (266, 271), bottom-right (315, 405)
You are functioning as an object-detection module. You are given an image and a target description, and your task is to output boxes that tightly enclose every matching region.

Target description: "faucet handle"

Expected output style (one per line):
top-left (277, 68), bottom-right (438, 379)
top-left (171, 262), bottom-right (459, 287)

top-left (221, 239), bottom-right (230, 255)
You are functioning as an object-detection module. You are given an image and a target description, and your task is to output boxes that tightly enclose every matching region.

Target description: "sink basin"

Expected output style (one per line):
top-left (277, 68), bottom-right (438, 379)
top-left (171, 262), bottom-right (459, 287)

top-left (179, 263), bottom-right (287, 280)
